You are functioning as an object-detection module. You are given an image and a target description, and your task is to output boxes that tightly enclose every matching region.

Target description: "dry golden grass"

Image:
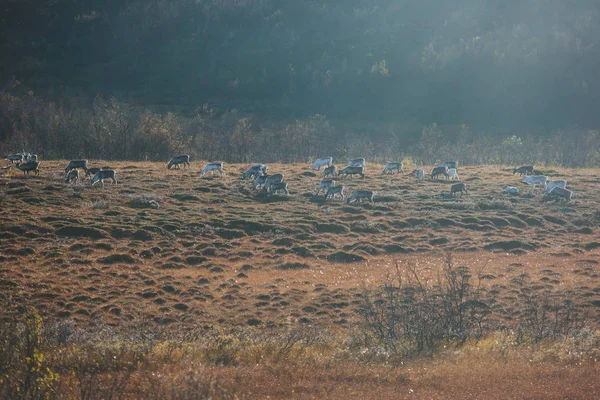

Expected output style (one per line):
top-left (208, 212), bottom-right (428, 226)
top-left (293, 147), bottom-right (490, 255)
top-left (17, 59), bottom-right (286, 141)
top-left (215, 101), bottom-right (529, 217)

top-left (47, 337), bottom-right (599, 399)
top-left (1, 160), bottom-right (599, 398)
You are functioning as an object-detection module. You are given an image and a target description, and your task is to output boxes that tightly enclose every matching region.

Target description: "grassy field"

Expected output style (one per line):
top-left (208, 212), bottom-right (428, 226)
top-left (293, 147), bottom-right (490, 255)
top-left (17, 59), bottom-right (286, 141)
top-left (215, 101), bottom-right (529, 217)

top-left (1, 160), bottom-right (599, 398)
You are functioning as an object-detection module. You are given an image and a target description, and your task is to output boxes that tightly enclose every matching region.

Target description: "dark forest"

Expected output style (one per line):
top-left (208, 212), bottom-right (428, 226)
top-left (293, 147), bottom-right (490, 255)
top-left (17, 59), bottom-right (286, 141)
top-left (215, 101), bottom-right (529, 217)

top-left (1, 0), bottom-right (599, 165)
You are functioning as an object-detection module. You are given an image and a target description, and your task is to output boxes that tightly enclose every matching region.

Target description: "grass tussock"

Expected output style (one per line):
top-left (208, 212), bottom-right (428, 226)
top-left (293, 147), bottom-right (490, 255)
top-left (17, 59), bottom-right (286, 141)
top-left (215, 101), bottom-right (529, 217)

top-left (128, 193), bottom-right (161, 209)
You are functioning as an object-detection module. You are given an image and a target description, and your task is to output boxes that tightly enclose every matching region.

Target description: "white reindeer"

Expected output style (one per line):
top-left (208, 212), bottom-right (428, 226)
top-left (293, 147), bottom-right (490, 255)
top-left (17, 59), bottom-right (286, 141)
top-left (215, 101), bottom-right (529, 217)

top-left (242, 164), bottom-right (268, 180)
top-left (201, 162), bottom-right (224, 176)
top-left (347, 158), bottom-right (366, 169)
top-left (543, 187), bottom-right (572, 202)
top-left (382, 162), bottom-right (403, 174)
top-left (545, 180), bottom-right (567, 194)
top-left (522, 175), bottom-right (548, 194)
top-left (409, 168), bottom-right (425, 182)
top-left (311, 157), bottom-right (333, 170)
top-left (441, 161), bottom-right (458, 170)
top-left (445, 168), bottom-right (460, 181)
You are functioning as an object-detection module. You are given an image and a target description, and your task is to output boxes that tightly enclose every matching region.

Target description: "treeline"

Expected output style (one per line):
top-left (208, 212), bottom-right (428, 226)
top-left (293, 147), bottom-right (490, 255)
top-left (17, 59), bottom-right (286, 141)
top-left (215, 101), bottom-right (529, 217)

top-left (2, 0), bottom-right (600, 129)
top-left (1, 92), bottom-right (599, 167)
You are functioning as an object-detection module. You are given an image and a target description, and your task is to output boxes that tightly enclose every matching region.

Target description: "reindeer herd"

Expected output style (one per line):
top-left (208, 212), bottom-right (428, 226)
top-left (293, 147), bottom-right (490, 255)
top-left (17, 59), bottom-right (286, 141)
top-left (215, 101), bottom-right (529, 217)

top-left (2, 152), bottom-right (574, 203)
top-left (240, 157), bottom-right (572, 204)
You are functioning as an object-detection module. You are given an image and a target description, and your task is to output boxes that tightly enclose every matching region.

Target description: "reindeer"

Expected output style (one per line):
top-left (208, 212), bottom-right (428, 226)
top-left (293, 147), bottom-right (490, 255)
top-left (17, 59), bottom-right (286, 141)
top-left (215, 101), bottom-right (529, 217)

top-left (85, 168), bottom-right (101, 177)
top-left (201, 162), bottom-right (224, 176)
top-left (262, 173), bottom-right (284, 192)
top-left (431, 166), bottom-right (448, 180)
top-left (323, 165), bottom-right (337, 178)
top-left (338, 166), bottom-right (365, 179)
top-left (311, 157), bottom-right (333, 170)
top-left (268, 181), bottom-right (289, 195)
top-left (5, 154), bottom-right (24, 164)
top-left (65, 160), bottom-right (88, 174)
top-left (543, 187), bottom-right (572, 202)
top-left (65, 169), bottom-right (79, 183)
top-left (409, 168), bottom-right (425, 182)
top-left (167, 155), bottom-right (190, 169)
top-left (315, 180), bottom-right (336, 196)
top-left (242, 164), bottom-right (268, 180)
top-left (16, 161), bottom-right (40, 176)
top-left (450, 182), bottom-right (468, 197)
top-left (382, 162), bottom-right (403, 174)
top-left (91, 169), bottom-right (117, 185)
top-left (513, 165), bottom-right (534, 176)
top-left (325, 186), bottom-right (345, 200)
top-left (346, 190), bottom-right (374, 204)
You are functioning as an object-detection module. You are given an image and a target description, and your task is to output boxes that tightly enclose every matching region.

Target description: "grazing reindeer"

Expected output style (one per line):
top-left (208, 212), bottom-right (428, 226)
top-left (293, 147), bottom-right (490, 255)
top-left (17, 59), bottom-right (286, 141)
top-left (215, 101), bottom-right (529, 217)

top-left (16, 161), bottom-right (40, 176)
top-left (347, 190), bottom-right (374, 204)
top-left (315, 179), bottom-right (335, 196)
top-left (85, 167), bottom-right (101, 177)
top-left (167, 155), bottom-right (190, 169)
top-left (382, 162), bottom-right (403, 174)
top-left (503, 185), bottom-right (519, 195)
top-left (311, 157), bottom-right (333, 170)
top-left (65, 160), bottom-right (88, 174)
top-left (450, 182), bottom-right (468, 197)
top-left (513, 165), bottom-right (534, 176)
top-left (323, 165), bottom-right (337, 178)
top-left (253, 174), bottom-right (268, 189)
top-left (85, 167), bottom-right (113, 178)
top-left (325, 186), bottom-right (345, 200)
top-left (242, 164), bottom-right (268, 180)
top-left (6, 151), bottom-right (33, 164)
top-left (338, 166), bottom-right (365, 179)
top-left (5, 154), bottom-right (24, 164)
top-left (268, 181), bottom-right (289, 195)
top-left (201, 162), bottom-right (224, 176)
top-left (262, 173), bottom-right (284, 192)
top-left (65, 169), bottom-right (79, 183)
top-left (431, 166), bottom-right (448, 180)
top-left (409, 168), bottom-right (425, 182)
top-left (91, 169), bottom-right (117, 185)
top-left (543, 187), bottom-right (572, 202)
top-left (545, 180), bottom-right (567, 194)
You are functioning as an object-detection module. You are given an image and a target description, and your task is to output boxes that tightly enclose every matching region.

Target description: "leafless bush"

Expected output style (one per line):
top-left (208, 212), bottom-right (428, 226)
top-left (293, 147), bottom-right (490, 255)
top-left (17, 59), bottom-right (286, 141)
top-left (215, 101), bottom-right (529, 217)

top-left (358, 254), bottom-right (493, 355)
top-left (512, 279), bottom-right (588, 343)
